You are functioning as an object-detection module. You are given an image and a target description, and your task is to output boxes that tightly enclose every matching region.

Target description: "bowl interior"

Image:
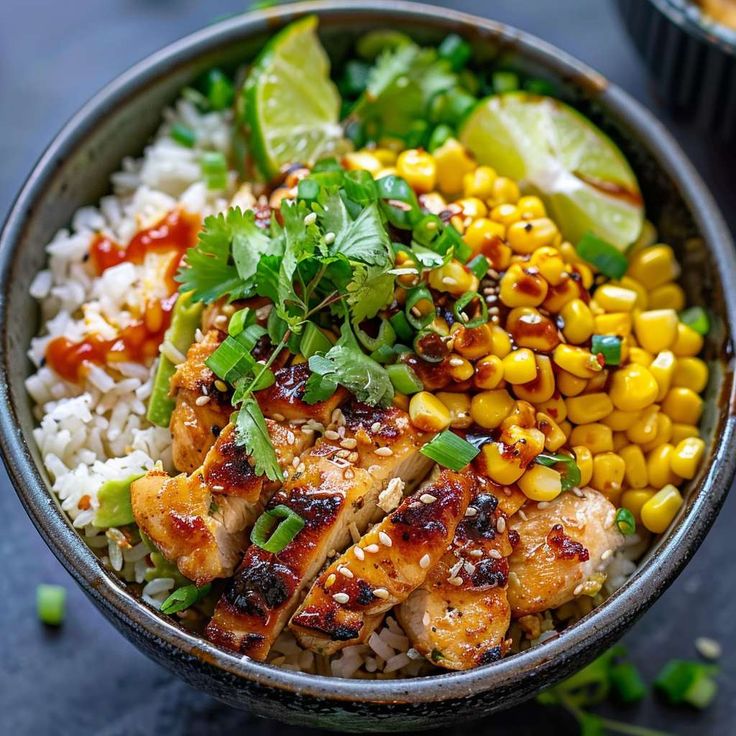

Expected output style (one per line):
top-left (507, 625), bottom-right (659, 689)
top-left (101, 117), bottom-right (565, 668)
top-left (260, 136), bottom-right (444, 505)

top-left (1, 0), bottom-right (734, 723)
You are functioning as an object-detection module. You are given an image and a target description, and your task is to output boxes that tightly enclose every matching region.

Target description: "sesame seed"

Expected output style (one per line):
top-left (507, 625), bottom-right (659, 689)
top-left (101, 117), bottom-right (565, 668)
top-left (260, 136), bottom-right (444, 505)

top-left (449, 559), bottom-right (464, 577)
top-left (420, 493), bottom-right (437, 504)
top-left (301, 427), bottom-right (315, 436)
top-left (463, 561), bottom-right (476, 575)
top-left (419, 554), bottom-right (431, 569)
top-left (214, 314), bottom-right (228, 326)
top-left (518, 509), bottom-right (528, 522)
top-left (336, 449), bottom-right (351, 459)
top-left (442, 276), bottom-right (458, 285)
top-left (211, 485), bottom-right (224, 491)
top-left (343, 468), bottom-right (355, 480)
top-left (325, 429), bottom-right (340, 440)
top-left (324, 231), bottom-right (336, 244)
top-left (292, 456), bottom-right (300, 467)
top-left (325, 574), bottom-right (336, 588)
top-left (422, 612), bottom-right (430, 626)
top-left (496, 517), bottom-right (506, 533)
top-left (354, 546), bottom-right (365, 561)
top-left (286, 431), bottom-right (295, 445)
top-left (332, 592), bottom-right (349, 604)
top-left (695, 637), bottom-right (722, 660)
top-left (282, 470), bottom-right (289, 479)
top-left (379, 531), bottom-right (393, 547)
top-left (373, 588), bottom-right (389, 600)
top-left (271, 412), bottom-right (286, 421)
top-left (465, 507), bottom-right (477, 517)
top-left (448, 357), bottom-right (464, 367)
top-left (460, 312), bottom-right (469, 322)
top-left (364, 543), bottom-right (380, 554)
top-left (601, 549), bottom-right (613, 561)
top-left (469, 549), bottom-right (483, 558)
top-left (489, 549), bottom-right (502, 559)
top-left (195, 395), bottom-right (211, 406)
top-left (304, 212), bottom-right (317, 225)
top-left (338, 566), bottom-right (354, 579)
top-left (448, 576), bottom-right (463, 586)
top-left (214, 380), bottom-right (228, 392)
top-left (340, 438), bottom-right (357, 449)
top-left (371, 422), bottom-right (382, 433)
top-left (411, 306), bottom-right (422, 318)
top-left (296, 463), bottom-right (305, 474)
top-left (368, 464), bottom-right (381, 474)
top-left (375, 446), bottom-right (393, 457)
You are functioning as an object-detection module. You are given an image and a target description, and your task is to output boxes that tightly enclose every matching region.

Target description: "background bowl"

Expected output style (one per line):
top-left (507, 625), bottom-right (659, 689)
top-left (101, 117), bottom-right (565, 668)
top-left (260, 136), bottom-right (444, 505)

top-left (616, 0), bottom-right (736, 141)
top-left (1, 1), bottom-right (735, 731)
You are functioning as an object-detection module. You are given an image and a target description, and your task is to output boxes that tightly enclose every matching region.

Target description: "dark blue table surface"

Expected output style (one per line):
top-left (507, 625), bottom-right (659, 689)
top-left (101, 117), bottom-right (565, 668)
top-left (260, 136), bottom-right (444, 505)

top-left (2, 1), bottom-right (735, 734)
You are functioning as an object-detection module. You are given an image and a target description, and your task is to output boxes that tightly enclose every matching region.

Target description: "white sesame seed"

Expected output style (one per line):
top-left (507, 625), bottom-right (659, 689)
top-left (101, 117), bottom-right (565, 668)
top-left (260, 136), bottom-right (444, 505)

top-left (463, 561), bottom-right (476, 575)
top-left (422, 612), bottom-right (430, 626)
top-left (448, 357), bottom-right (464, 367)
top-left (448, 576), bottom-right (463, 586)
top-left (469, 549), bottom-right (483, 558)
top-left (211, 485), bottom-right (225, 491)
top-left (214, 380), bottom-right (228, 392)
top-left (354, 546), bottom-right (365, 561)
top-left (271, 412), bottom-right (286, 421)
top-left (375, 446), bottom-right (393, 457)
top-left (379, 531), bottom-right (393, 547)
top-left (695, 637), bottom-right (722, 660)
top-left (371, 422), bottom-right (382, 433)
top-left (324, 231), bottom-right (336, 244)
top-left (364, 544), bottom-right (380, 554)
top-left (368, 464), bottom-right (381, 474)
top-left (296, 463), bottom-right (305, 474)
top-left (601, 549), bottom-right (613, 561)
top-left (373, 588), bottom-right (390, 600)
top-left (348, 452), bottom-right (360, 464)
top-left (496, 517), bottom-right (506, 533)
top-left (420, 493), bottom-right (437, 504)
top-left (332, 592), bottom-right (350, 604)
top-left (343, 468), bottom-right (355, 480)
top-left (489, 549), bottom-right (502, 560)
top-left (573, 584), bottom-right (584, 596)
top-left (340, 438), bottom-right (357, 449)
top-left (292, 456), bottom-right (300, 467)
top-left (338, 566), bottom-right (354, 579)
top-left (301, 427), bottom-right (314, 436)
top-left (286, 431), bottom-right (295, 445)
top-left (195, 395), bottom-right (211, 406)
top-left (518, 509), bottom-right (528, 522)
top-left (283, 470), bottom-right (289, 479)
top-left (304, 211), bottom-right (317, 225)
top-left (411, 306), bottom-right (422, 318)
top-left (325, 574), bottom-right (336, 587)
top-left (449, 559), bottom-right (464, 577)
top-left (336, 449), bottom-right (351, 459)
top-left (325, 429), bottom-right (340, 440)
top-left (465, 507), bottom-right (477, 517)
top-left (442, 276), bottom-right (458, 285)
top-left (419, 554), bottom-right (431, 569)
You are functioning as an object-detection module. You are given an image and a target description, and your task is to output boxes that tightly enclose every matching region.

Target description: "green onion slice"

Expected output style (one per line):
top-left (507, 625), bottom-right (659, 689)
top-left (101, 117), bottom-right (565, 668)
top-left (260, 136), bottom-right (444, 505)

top-left (405, 286), bottom-right (436, 330)
top-left (160, 583), bottom-right (212, 615)
top-left (251, 505), bottom-right (306, 553)
top-left (615, 507), bottom-right (637, 536)
top-left (413, 329), bottom-right (450, 364)
top-left (420, 430), bottom-right (480, 470)
top-left (492, 71), bottom-right (520, 93)
top-left (170, 123), bottom-right (196, 148)
top-left (299, 322), bottom-right (333, 358)
top-left (370, 344), bottom-right (397, 365)
top-left (389, 311), bottom-right (415, 343)
top-left (412, 214), bottom-right (444, 248)
top-left (609, 662), bottom-right (648, 703)
top-left (37, 584), bottom-right (66, 626)
top-left (535, 452), bottom-right (582, 492)
top-left (453, 290), bottom-right (489, 329)
top-left (680, 306), bottom-right (710, 336)
top-left (576, 231), bottom-right (628, 279)
top-left (376, 174), bottom-right (421, 229)
top-left (200, 151), bottom-right (228, 191)
top-left (428, 124), bottom-right (453, 153)
top-left (591, 334), bottom-right (622, 366)
top-left (438, 34), bottom-right (472, 70)
top-left (205, 69), bottom-right (234, 111)
top-left (467, 254), bottom-right (489, 281)
top-left (386, 363), bottom-right (424, 394)
top-left (354, 319), bottom-right (396, 353)
top-left (655, 660), bottom-right (719, 708)
top-left (228, 308), bottom-right (253, 338)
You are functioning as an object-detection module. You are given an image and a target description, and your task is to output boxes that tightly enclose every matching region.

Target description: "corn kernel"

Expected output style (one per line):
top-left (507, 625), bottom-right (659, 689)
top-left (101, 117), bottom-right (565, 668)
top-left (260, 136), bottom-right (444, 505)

top-left (627, 245), bottom-right (680, 289)
top-left (649, 282), bottom-right (686, 311)
top-left (409, 391), bottom-right (451, 432)
top-left (529, 247), bottom-right (566, 285)
top-left (433, 138), bottom-right (475, 195)
top-left (488, 176), bottom-right (520, 206)
top-left (393, 393), bottom-right (409, 411)
top-left (646, 444), bottom-right (681, 489)
top-left (672, 322), bottom-right (704, 357)
top-left (453, 323), bottom-right (494, 360)
top-left (603, 409), bottom-right (640, 432)
top-left (543, 276), bottom-right (583, 312)
top-left (661, 387), bottom-right (703, 425)
top-left (558, 369), bottom-right (587, 397)
top-left (506, 218), bottom-right (559, 255)
top-left (613, 431), bottom-right (629, 451)
top-left (481, 441), bottom-right (525, 485)
top-left (569, 423), bottom-right (614, 454)
top-left (436, 392), bottom-right (473, 429)
top-left (502, 348), bottom-right (537, 384)
top-left (591, 452), bottom-right (626, 496)
top-left (671, 437), bottom-right (705, 480)
top-left (537, 411), bottom-right (567, 451)
top-left (584, 368), bottom-right (610, 394)
top-left (670, 423), bottom-right (700, 445)
top-left (489, 324), bottom-right (512, 359)
top-left (641, 412), bottom-right (673, 453)
top-left (648, 350), bottom-right (677, 402)
top-left (506, 307), bottom-right (561, 352)
top-left (609, 364), bottom-right (659, 412)
top-left (535, 394), bottom-right (568, 423)
top-left (447, 354), bottom-right (474, 382)
top-left (463, 165), bottom-right (497, 199)
top-left (455, 197), bottom-right (488, 222)
top-left (372, 148), bottom-right (397, 166)
top-left (375, 166), bottom-right (397, 179)
top-left (464, 218), bottom-right (507, 256)
top-left (627, 346), bottom-right (654, 367)
top-left (625, 405), bottom-right (659, 445)
top-left (559, 420), bottom-right (573, 439)
top-left (490, 203), bottom-right (521, 226)
top-left (617, 276), bottom-right (649, 310)
top-left (514, 355), bottom-right (556, 403)
top-left (641, 484), bottom-right (683, 534)
top-left (595, 285), bottom-right (638, 312)
top-left (474, 355), bottom-right (504, 390)
top-left (471, 389), bottom-right (515, 429)
top-left (518, 464), bottom-right (563, 501)
top-left (566, 393), bottom-right (614, 425)
top-left (594, 312), bottom-right (632, 337)
top-left (501, 401), bottom-right (537, 431)
top-left (620, 445), bottom-right (649, 489)
top-left (573, 446), bottom-right (594, 487)
top-left (672, 357), bottom-right (708, 393)
top-left (427, 260), bottom-right (479, 296)
top-left (343, 150), bottom-right (383, 175)
top-left (396, 149), bottom-right (438, 193)
top-left (499, 263), bottom-right (549, 307)
top-left (634, 309), bottom-right (679, 353)
top-left (553, 344), bottom-right (603, 379)
top-left (517, 195), bottom-right (546, 219)
top-left (559, 299), bottom-right (594, 345)
top-left (621, 489), bottom-right (656, 521)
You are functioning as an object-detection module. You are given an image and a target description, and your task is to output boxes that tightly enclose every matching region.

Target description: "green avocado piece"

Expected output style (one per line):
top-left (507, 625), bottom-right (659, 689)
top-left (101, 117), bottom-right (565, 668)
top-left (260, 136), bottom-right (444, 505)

top-left (93, 472), bottom-right (146, 528)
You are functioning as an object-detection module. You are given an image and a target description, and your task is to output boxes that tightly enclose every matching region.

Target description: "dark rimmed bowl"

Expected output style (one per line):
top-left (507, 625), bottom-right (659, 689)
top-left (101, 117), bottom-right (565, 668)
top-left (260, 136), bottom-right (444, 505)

top-left (616, 0), bottom-right (736, 141)
top-left (1, 1), bottom-right (735, 731)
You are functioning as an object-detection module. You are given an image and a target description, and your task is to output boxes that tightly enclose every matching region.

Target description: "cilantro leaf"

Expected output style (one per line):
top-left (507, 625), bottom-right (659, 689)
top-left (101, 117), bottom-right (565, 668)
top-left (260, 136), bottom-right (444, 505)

top-left (331, 202), bottom-right (392, 266)
top-left (234, 397), bottom-right (281, 481)
top-left (231, 209), bottom-right (280, 282)
top-left (347, 261), bottom-right (395, 322)
top-left (317, 189), bottom-right (350, 241)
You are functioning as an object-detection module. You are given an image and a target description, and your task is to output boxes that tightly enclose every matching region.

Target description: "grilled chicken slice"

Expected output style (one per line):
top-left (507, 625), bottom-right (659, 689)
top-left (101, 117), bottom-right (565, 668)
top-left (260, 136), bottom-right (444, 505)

top-left (290, 469), bottom-right (474, 655)
top-left (131, 419), bottom-right (312, 586)
top-left (397, 476), bottom-right (515, 670)
top-left (205, 402), bottom-right (433, 660)
top-left (507, 489), bottom-right (624, 617)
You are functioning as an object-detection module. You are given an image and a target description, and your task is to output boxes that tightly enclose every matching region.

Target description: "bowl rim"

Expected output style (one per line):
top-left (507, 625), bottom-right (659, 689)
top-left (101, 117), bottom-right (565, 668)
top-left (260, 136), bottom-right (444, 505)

top-left (653, 0), bottom-right (736, 55)
top-left (1, 0), bottom-right (735, 706)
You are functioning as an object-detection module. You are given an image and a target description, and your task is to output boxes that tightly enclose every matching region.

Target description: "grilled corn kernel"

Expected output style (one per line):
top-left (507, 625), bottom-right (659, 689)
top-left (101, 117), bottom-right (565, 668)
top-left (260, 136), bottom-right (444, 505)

top-left (517, 195), bottom-right (546, 219)
top-left (529, 247), bottom-right (566, 285)
top-left (591, 452), bottom-right (626, 496)
top-left (506, 218), bottom-right (559, 255)
top-left (617, 276), bottom-right (649, 310)
top-left (464, 218), bottom-right (507, 255)
top-left (671, 423), bottom-right (700, 445)
top-left (503, 424), bottom-right (546, 457)
top-left (560, 299), bottom-right (594, 345)
top-left (447, 354), bottom-right (474, 382)
top-left (474, 355), bottom-right (504, 390)
top-left (621, 489), bottom-right (656, 521)
top-left (490, 203), bottom-right (521, 226)
top-left (569, 423), bottom-right (614, 454)
top-left (396, 149), bottom-right (437, 194)
top-left (566, 393), bottom-right (614, 425)
top-left (641, 484), bottom-right (683, 533)
top-left (595, 285), bottom-right (638, 312)
top-left (502, 401), bottom-right (537, 431)
top-left (502, 349), bottom-right (537, 384)
top-left (499, 263), bottom-right (549, 307)
top-left (648, 350), bottom-right (677, 401)
top-left (609, 364), bottom-right (659, 412)
top-left (427, 260), bottom-right (479, 296)
top-left (537, 411), bottom-right (567, 451)
top-left (558, 369), bottom-right (587, 397)
top-left (584, 368), bottom-right (610, 393)
top-left (436, 392), bottom-right (473, 429)
top-left (455, 197), bottom-right (488, 221)
top-left (343, 150), bottom-right (383, 174)
top-left (559, 420), bottom-right (573, 438)
top-left (488, 176), bottom-right (520, 206)
top-left (594, 312), bottom-right (633, 339)
top-left (627, 245), bottom-right (680, 289)
top-left (672, 322), bottom-right (704, 357)
top-left (620, 444), bottom-right (649, 489)
top-left (542, 276), bottom-right (582, 312)
top-left (634, 309), bottom-right (679, 353)
top-left (454, 323), bottom-right (494, 360)
top-left (518, 464), bottom-right (563, 502)
top-left (627, 346), bottom-right (654, 367)
top-left (462, 165), bottom-right (497, 199)
top-left (573, 446), bottom-right (594, 486)
top-left (371, 148), bottom-right (397, 166)
top-left (553, 344), bottom-right (603, 379)
top-left (481, 442), bottom-right (525, 485)
top-left (433, 138), bottom-right (475, 195)
top-left (673, 357), bottom-right (708, 393)
top-left (646, 444), bottom-right (681, 489)
top-left (409, 391), bottom-right (451, 432)
top-left (506, 307), bottom-right (561, 352)
top-left (514, 355), bottom-right (556, 403)
top-left (661, 387), bottom-right (703, 425)
top-left (642, 413), bottom-right (673, 453)
top-left (471, 389), bottom-right (515, 429)
top-left (487, 324), bottom-right (511, 359)
top-left (625, 405), bottom-right (659, 445)
top-left (671, 437), bottom-right (705, 479)
top-left (649, 282), bottom-right (685, 311)
top-left (393, 393), bottom-right (410, 411)
top-left (603, 409), bottom-right (640, 432)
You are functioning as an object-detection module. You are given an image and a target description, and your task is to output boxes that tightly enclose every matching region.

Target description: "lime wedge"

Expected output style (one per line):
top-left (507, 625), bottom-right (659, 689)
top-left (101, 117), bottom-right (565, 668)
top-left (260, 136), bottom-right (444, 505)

top-left (460, 92), bottom-right (643, 249)
top-left (243, 16), bottom-right (344, 179)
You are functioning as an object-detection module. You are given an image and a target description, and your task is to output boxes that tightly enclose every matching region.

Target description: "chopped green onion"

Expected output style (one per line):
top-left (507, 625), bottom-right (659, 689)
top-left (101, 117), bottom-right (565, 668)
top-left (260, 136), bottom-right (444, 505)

top-left (205, 69), bottom-right (234, 111)
top-left (405, 286), bottom-right (436, 330)
top-left (93, 472), bottom-right (145, 528)
top-left (160, 583), bottom-right (211, 614)
top-left (680, 306), bottom-right (710, 336)
top-left (433, 222), bottom-right (472, 262)
top-left (428, 124), bottom-right (453, 153)
top-left (249, 366), bottom-right (276, 391)
top-left (370, 344), bottom-right (396, 364)
top-left (170, 122), bottom-right (196, 148)
top-left (182, 86), bottom-right (210, 111)
top-left (683, 672), bottom-right (718, 709)
top-left (355, 319), bottom-right (396, 352)
top-left (37, 584), bottom-right (66, 626)
top-left (412, 214), bottom-right (444, 248)
top-left (205, 331), bottom-right (261, 383)
top-left (312, 157), bottom-right (343, 173)
top-left (200, 151), bottom-right (228, 190)
top-left (591, 334), bottom-right (622, 366)
top-left (343, 169), bottom-right (378, 206)
top-left (376, 174), bottom-right (421, 229)
top-left (429, 87), bottom-right (477, 127)
top-left (389, 311), bottom-right (415, 343)
top-left (438, 34), bottom-right (472, 71)
top-left (250, 504), bottom-right (305, 553)
top-left (356, 29), bottom-right (412, 60)
top-left (386, 363), bottom-right (424, 394)
top-left (420, 430), bottom-right (480, 470)
top-left (228, 308), bottom-right (252, 337)
top-left (413, 329), bottom-right (449, 364)
top-left (453, 290), bottom-right (489, 329)
top-left (299, 322), bottom-right (333, 358)
top-left (536, 452), bottom-right (582, 492)
top-left (467, 254), bottom-right (489, 281)
top-left (524, 78), bottom-right (558, 96)
top-left (610, 662), bottom-right (647, 703)
top-left (577, 232), bottom-right (628, 279)
top-left (615, 507), bottom-right (637, 536)
top-left (655, 660), bottom-right (719, 708)
top-left (492, 71), bottom-right (520, 93)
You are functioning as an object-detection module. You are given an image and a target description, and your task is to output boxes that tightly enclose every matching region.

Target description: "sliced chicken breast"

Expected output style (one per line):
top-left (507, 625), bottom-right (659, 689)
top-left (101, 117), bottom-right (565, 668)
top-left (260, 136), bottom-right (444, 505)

top-left (507, 489), bottom-right (624, 617)
top-left (290, 469), bottom-right (474, 655)
top-left (204, 402), bottom-right (433, 660)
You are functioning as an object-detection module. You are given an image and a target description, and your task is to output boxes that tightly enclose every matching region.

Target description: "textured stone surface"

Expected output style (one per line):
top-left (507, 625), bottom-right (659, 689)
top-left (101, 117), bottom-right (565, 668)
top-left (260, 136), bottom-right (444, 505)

top-left (1, 0), bottom-right (735, 733)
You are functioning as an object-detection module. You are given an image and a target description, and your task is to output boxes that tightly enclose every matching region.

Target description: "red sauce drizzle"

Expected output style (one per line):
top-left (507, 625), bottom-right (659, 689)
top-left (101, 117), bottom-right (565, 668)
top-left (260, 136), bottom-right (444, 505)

top-left (546, 523), bottom-right (590, 561)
